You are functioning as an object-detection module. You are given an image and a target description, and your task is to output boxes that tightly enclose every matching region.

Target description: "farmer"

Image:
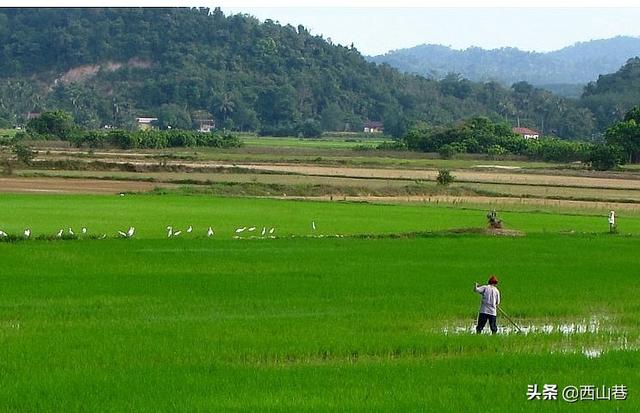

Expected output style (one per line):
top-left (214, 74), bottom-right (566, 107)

top-left (486, 210), bottom-right (502, 229)
top-left (474, 275), bottom-right (501, 334)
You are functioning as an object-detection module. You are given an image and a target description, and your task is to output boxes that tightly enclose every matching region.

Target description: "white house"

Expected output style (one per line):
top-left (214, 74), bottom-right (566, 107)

top-left (363, 121), bottom-right (384, 133)
top-left (135, 117), bottom-right (158, 130)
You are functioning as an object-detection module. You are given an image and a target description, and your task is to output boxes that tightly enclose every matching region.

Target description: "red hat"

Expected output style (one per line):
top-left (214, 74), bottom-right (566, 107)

top-left (488, 275), bottom-right (498, 285)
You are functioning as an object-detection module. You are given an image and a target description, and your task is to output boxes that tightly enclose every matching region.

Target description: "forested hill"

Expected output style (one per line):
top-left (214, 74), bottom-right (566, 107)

top-left (0, 8), bottom-right (597, 138)
top-left (369, 37), bottom-right (640, 95)
top-left (582, 57), bottom-right (640, 131)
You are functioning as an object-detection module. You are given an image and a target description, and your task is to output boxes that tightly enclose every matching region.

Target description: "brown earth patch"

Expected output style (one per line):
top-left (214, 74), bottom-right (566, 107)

top-left (0, 177), bottom-right (172, 194)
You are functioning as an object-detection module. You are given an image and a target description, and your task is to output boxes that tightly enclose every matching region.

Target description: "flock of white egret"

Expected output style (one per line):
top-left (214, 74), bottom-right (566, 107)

top-left (0, 221), bottom-right (319, 240)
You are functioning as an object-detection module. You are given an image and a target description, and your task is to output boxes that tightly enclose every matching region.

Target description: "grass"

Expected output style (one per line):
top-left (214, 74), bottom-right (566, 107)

top-left (0, 231), bottom-right (637, 411)
top-left (0, 194), bottom-right (638, 411)
top-left (240, 135), bottom-right (390, 149)
top-left (0, 128), bottom-right (17, 138)
top-left (1, 193), bottom-right (640, 237)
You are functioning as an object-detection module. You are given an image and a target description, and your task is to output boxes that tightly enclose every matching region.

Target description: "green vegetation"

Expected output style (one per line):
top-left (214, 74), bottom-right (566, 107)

top-left (240, 135), bottom-right (389, 149)
top-left (436, 169), bottom-right (454, 186)
top-left (0, 8), bottom-right (596, 139)
top-left (605, 105), bottom-right (640, 163)
top-left (369, 36), bottom-right (640, 90)
top-left (16, 111), bottom-right (243, 150)
top-left (583, 57), bottom-right (640, 130)
top-left (0, 194), bottom-right (637, 411)
top-left (0, 193), bottom-right (640, 238)
top-left (404, 117), bottom-right (592, 161)
top-left (399, 115), bottom-right (636, 170)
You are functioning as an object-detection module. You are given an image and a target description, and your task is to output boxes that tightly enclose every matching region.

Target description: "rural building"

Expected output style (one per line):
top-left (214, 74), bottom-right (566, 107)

top-left (135, 117), bottom-right (158, 130)
top-left (512, 127), bottom-right (540, 140)
top-left (195, 119), bottom-right (215, 133)
top-left (363, 121), bottom-right (384, 133)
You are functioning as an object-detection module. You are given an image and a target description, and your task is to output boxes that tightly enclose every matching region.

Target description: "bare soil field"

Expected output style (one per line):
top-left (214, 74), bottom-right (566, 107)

top-left (0, 177), bottom-right (170, 194)
top-left (232, 163), bottom-right (640, 189)
top-left (31, 152), bottom-right (640, 190)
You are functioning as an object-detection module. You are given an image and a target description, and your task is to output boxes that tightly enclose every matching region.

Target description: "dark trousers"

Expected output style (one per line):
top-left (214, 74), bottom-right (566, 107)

top-left (476, 312), bottom-right (497, 334)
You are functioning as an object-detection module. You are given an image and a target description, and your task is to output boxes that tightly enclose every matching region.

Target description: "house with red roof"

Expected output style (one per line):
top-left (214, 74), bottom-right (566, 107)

top-left (512, 127), bottom-right (540, 140)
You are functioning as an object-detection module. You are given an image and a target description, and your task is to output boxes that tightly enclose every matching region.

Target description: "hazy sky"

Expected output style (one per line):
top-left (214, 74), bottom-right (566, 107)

top-left (219, 7), bottom-right (640, 56)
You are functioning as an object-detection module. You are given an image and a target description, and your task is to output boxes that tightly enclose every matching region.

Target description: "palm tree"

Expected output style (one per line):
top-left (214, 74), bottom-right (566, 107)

top-left (218, 93), bottom-right (235, 122)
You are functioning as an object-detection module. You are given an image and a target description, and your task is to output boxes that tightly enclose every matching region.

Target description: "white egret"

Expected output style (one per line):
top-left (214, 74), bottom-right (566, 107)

top-left (173, 230), bottom-right (182, 237)
top-left (261, 227), bottom-right (266, 236)
top-left (117, 230), bottom-right (127, 237)
top-left (166, 226), bottom-right (173, 237)
top-left (187, 225), bottom-right (193, 233)
top-left (68, 227), bottom-right (74, 236)
top-left (269, 228), bottom-right (275, 234)
top-left (235, 227), bottom-right (246, 233)
top-left (81, 227), bottom-right (87, 234)
top-left (312, 221), bottom-right (316, 230)
top-left (207, 227), bottom-right (214, 237)
top-left (56, 229), bottom-right (63, 238)
top-left (0, 230), bottom-right (7, 237)
top-left (127, 227), bottom-right (135, 237)
top-left (24, 229), bottom-right (31, 238)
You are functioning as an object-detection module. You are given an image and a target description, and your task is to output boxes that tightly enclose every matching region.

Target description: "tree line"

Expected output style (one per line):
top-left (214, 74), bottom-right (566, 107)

top-left (397, 111), bottom-right (640, 170)
top-left (19, 110), bottom-right (242, 149)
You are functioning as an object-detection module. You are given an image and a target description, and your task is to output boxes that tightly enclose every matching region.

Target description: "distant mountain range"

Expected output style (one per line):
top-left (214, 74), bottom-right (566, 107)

top-left (369, 36), bottom-right (640, 97)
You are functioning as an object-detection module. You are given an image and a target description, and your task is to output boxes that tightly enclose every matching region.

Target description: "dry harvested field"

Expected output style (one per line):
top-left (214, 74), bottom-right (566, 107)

top-left (0, 177), bottom-right (171, 194)
top-left (32, 149), bottom-right (640, 190)
top-left (6, 145), bottom-right (640, 210)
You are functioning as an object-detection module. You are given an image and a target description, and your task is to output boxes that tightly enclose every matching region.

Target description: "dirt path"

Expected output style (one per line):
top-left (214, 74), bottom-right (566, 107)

top-left (0, 177), bottom-right (170, 194)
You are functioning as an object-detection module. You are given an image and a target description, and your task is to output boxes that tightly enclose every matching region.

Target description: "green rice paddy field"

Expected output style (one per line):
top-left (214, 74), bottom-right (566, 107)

top-left (0, 194), bottom-right (638, 412)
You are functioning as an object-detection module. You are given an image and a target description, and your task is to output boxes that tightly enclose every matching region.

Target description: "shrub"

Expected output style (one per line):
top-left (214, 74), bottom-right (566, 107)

top-left (438, 144), bottom-right (458, 159)
top-left (436, 169), bottom-right (454, 186)
top-left (298, 118), bottom-right (323, 138)
top-left (13, 143), bottom-right (35, 165)
top-left (589, 144), bottom-right (625, 170)
top-left (376, 140), bottom-right (407, 150)
top-left (486, 144), bottom-right (508, 158)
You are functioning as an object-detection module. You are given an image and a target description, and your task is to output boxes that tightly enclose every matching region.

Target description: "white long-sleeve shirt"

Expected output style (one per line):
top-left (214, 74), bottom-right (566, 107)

top-left (475, 284), bottom-right (501, 316)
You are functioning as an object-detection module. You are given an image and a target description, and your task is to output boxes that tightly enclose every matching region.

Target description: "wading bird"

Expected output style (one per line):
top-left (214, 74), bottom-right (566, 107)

top-left (248, 227), bottom-right (256, 232)
top-left (82, 227), bottom-right (87, 234)
top-left (127, 227), bottom-right (135, 237)
top-left (166, 226), bottom-right (173, 237)
top-left (68, 228), bottom-right (74, 236)
top-left (207, 227), bottom-right (214, 237)
top-left (56, 229), bottom-right (63, 238)
top-left (24, 229), bottom-right (31, 238)
top-left (261, 227), bottom-right (266, 236)
top-left (0, 230), bottom-right (7, 237)
top-left (235, 227), bottom-right (246, 233)
top-left (269, 228), bottom-right (275, 234)
top-left (312, 221), bottom-right (316, 230)
top-left (187, 225), bottom-right (193, 233)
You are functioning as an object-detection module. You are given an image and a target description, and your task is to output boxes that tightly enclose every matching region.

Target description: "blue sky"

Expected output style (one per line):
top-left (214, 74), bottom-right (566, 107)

top-left (219, 7), bottom-right (640, 55)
